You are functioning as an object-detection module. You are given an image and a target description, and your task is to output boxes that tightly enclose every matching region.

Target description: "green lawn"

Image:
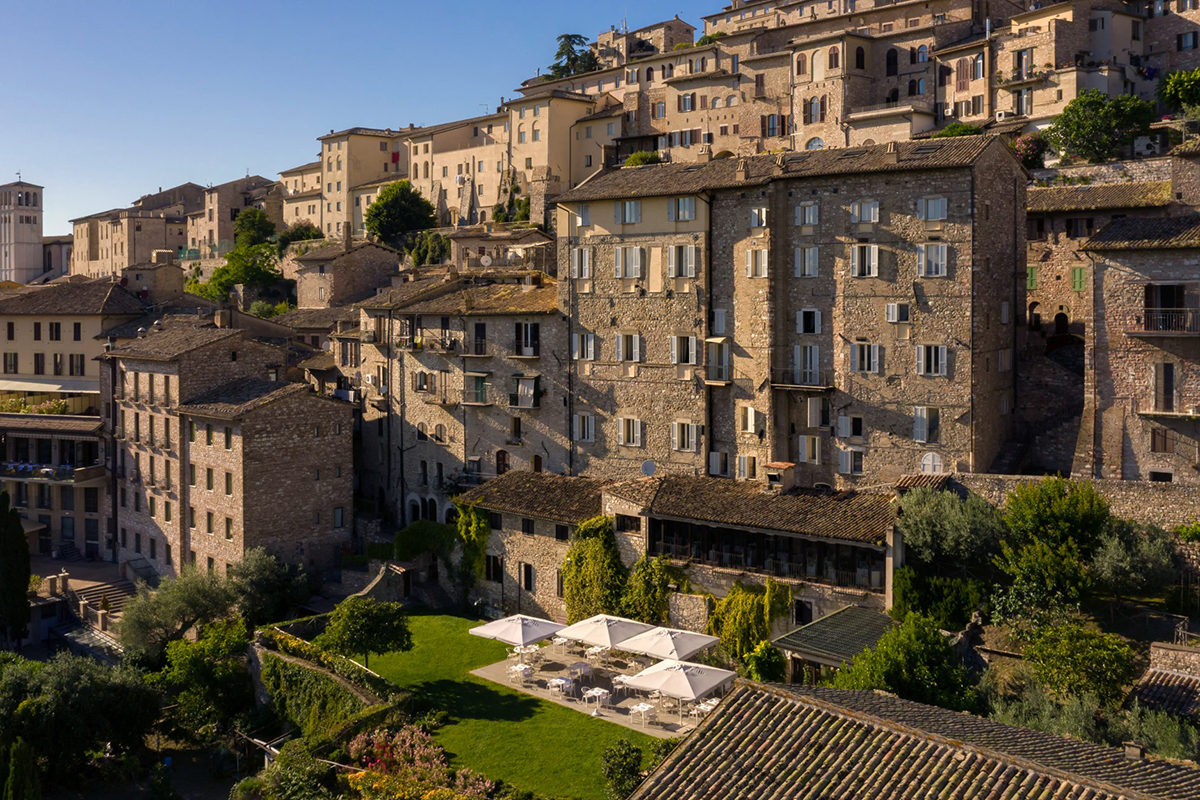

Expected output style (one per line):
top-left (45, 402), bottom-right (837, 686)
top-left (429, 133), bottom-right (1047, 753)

top-left (372, 612), bottom-right (656, 800)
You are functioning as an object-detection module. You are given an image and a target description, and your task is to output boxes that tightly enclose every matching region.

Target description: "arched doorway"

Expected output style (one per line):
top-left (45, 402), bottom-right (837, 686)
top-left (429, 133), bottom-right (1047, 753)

top-left (409, 501), bottom-right (421, 522)
top-left (1028, 302), bottom-right (1042, 331)
top-left (1054, 312), bottom-right (1070, 336)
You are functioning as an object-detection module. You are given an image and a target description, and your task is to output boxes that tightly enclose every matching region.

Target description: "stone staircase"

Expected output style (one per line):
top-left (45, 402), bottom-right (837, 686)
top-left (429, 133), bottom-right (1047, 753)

top-left (74, 579), bottom-right (138, 620)
top-left (56, 542), bottom-right (83, 562)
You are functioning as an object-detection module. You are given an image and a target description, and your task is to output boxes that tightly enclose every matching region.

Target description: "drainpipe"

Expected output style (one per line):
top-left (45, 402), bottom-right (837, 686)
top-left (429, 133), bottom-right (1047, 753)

top-left (1012, 174), bottom-right (1021, 461)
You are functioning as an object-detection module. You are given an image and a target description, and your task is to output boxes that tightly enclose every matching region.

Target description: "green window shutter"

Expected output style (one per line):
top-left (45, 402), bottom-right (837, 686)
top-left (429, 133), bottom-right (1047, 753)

top-left (1072, 266), bottom-right (1085, 292)
top-left (1026, 266), bottom-right (1038, 290)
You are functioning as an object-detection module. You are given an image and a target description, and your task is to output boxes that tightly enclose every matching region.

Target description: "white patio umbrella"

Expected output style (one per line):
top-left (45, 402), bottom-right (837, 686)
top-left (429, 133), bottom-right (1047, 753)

top-left (555, 614), bottom-right (655, 649)
top-left (469, 614), bottom-right (564, 647)
top-left (617, 627), bottom-right (719, 661)
top-left (623, 659), bottom-right (737, 723)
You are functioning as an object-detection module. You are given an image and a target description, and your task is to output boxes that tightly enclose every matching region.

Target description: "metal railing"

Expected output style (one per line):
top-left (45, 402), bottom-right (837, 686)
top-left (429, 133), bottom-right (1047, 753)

top-left (1125, 308), bottom-right (1200, 335)
top-left (655, 545), bottom-right (884, 593)
top-left (706, 364), bottom-right (731, 382)
top-left (1, 462), bottom-right (105, 483)
top-left (463, 339), bottom-right (491, 357)
top-left (770, 367), bottom-right (833, 389)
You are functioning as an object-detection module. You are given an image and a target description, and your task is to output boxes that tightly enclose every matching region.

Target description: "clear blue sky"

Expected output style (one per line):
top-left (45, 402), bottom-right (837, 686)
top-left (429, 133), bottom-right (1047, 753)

top-left (1, 1), bottom-right (706, 235)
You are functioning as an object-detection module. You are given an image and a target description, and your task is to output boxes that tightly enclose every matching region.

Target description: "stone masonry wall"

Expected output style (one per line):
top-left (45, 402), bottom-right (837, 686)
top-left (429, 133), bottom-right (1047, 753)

top-left (1149, 642), bottom-right (1200, 675)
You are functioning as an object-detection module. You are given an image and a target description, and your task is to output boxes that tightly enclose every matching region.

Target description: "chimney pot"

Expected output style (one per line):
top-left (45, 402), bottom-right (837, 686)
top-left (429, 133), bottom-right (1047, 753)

top-left (1124, 742), bottom-right (1146, 760)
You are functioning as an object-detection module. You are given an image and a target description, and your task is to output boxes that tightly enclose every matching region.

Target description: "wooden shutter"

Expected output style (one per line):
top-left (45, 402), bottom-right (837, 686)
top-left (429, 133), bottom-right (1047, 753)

top-left (688, 336), bottom-right (698, 364)
top-left (667, 200), bottom-right (676, 222)
top-left (808, 397), bottom-right (823, 428)
top-left (667, 246), bottom-right (677, 277)
top-left (850, 245), bottom-right (860, 276)
top-left (671, 422), bottom-right (679, 451)
top-left (670, 336), bottom-right (678, 364)
top-left (686, 246), bottom-right (696, 277)
top-left (615, 246), bottom-right (624, 277)
top-left (870, 344), bottom-right (880, 373)
top-left (709, 452), bottom-right (721, 475)
top-left (617, 419), bottom-right (626, 446)
top-left (570, 248), bottom-right (580, 278)
top-left (838, 449), bottom-right (851, 474)
top-left (760, 116), bottom-right (768, 138)
top-left (914, 406), bottom-right (928, 442)
top-left (937, 346), bottom-right (948, 376)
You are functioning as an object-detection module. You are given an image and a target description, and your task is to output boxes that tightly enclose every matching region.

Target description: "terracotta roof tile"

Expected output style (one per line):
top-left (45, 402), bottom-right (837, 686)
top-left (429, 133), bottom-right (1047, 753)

top-left (1170, 138), bottom-right (1200, 157)
top-left (606, 476), bottom-right (895, 545)
top-left (106, 322), bottom-right (241, 361)
top-left (895, 473), bottom-right (953, 491)
top-left (178, 378), bottom-right (309, 419)
top-left (454, 471), bottom-right (607, 524)
top-left (275, 306), bottom-right (357, 331)
top-left (1132, 669), bottom-right (1200, 721)
top-left (1083, 215), bottom-right (1200, 251)
top-left (0, 281), bottom-right (146, 316)
top-left (558, 138), bottom-right (1002, 204)
top-left (293, 241), bottom-right (400, 263)
top-left (1028, 181), bottom-right (1172, 213)
top-left (631, 684), bottom-right (1200, 800)
top-left (396, 282), bottom-right (558, 316)
top-left (0, 413), bottom-right (102, 436)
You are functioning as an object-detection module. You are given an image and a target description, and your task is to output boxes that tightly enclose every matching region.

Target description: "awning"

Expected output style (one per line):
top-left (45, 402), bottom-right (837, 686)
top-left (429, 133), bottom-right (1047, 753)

top-left (20, 518), bottom-right (46, 534)
top-left (704, 336), bottom-right (729, 344)
top-left (0, 378), bottom-right (100, 394)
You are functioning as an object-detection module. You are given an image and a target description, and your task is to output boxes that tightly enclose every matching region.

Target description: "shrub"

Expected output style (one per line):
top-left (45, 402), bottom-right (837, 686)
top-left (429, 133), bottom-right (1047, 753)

top-left (743, 640), bottom-right (787, 682)
top-left (897, 488), bottom-right (1006, 567)
top-left (991, 539), bottom-right (1088, 639)
top-left (562, 516), bottom-right (627, 623)
top-left (1011, 131), bottom-right (1049, 169)
top-left (600, 739), bottom-right (644, 800)
top-left (891, 567), bottom-right (988, 630)
top-left (930, 122), bottom-right (982, 138)
top-left (257, 628), bottom-right (398, 701)
top-left (1003, 476), bottom-right (1111, 555)
top-left (624, 151), bottom-right (663, 167)
top-left (258, 651), bottom-right (367, 741)
top-left (707, 580), bottom-right (789, 662)
top-left (622, 555), bottom-right (673, 625)
top-left (395, 520), bottom-right (458, 562)
top-left (1045, 89), bottom-right (1155, 163)
top-left (1176, 521), bottom-right (1200, 543)
top-left (1025, 624), bottom-right (1136, 706)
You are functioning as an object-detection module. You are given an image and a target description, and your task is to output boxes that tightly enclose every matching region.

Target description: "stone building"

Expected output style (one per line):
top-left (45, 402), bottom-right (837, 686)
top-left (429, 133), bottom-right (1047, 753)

top-left (316, 127), bottom-right (415, 240)
top-left (279, 160), bottom-right (324, 230)
top-left (556, 137), bottom-right (1026, 488)
top-left (283, 240), bottom-right (400, 309)
top-left (71, 183), bottom-right (203, 278)
top-left (456, 469), bottom-right (899, 624)
top-left (0, 181), bottom-right (44, 284)
top-left (102, 316), bottom-right (352, 576)
top-left (182, 175), bottom-right (283, 262)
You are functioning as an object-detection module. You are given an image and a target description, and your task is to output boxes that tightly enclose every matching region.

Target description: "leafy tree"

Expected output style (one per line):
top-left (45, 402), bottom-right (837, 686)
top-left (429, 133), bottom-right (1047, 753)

top-left (930, 122), bottom-right (982, 138)
top-left (562, 516), bottom-right (626, 623)
top-left (453, 503), bottom-right (491, 587)
top-left (695, 32), bottom-right (728, 46)
top-left (622, 555), bottom-right (673, 624)
top-left (364, 181), bottom-right (436, 248)
top-left (891, 566), bottom-right (988, 631)
top-left (743, 640), bottom-right (787, 682)
top-left (152, 619), bottom-right (252, 744)
top-left (1090, 521), bottom-right (1176, 608)
top-left (600, 738), bottom-right (643, 800)
top-left (1003, 476), bottom-right (1111, 554)
top-left (275, 220), bottom-right (323, 256)
top-left (233, 208), bottom-right (276, 249)
top-left (316, 596), bottom-right (412, 668)
top-left (1045, 89), bottom-right (1155, 163)
top-left (247, 300), bottom-right (289, 319)
top-left (991, 539), bottom-right (1088, 638)
top-left (898, 487), bottom-right (1006, 566)
top-left (117, 568), bottom-right (234, 661)
top-left (1025, 623), bottom-right (1136, 706)
top-left (0, 493), bottom-right (29, 649)
top-left (707, 580), bottom-right (789, 662)
top-left (187, 243), bottom-right (283, 303)
top-left (831, 613), bottom-right (976, 712)
top-left (1158, 68), bottom-right (1200, 112)
top-left (548, 34), bottom-right (600, 79)
top-left (228, 548), bottom-right (308, 629)
top-left (3, 737), bottom-right (38, 800)
top-left (513, 196), bottom-right (531, 223)
top-left (624, 151), bottom-right (664, 167)
top-left (407, 230), bottom-right (450, 267)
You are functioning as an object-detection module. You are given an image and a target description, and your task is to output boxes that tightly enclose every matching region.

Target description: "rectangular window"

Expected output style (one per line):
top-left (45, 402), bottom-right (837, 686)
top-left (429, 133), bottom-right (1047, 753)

top-left (1071, 266), bottom-right (1086, 292)
top-left (851, 342), bottom-right (879, 374)
top-left (796, 308), bottom-right (822, 334)
top-left (205, 424), bottom-right (213, 445)
top-left (224, 427), bottom-right (232, 449)
top-left (615, 200), bottom-right (642, 224)
top-left (916, 344), bottom-right (949, 376)
top-left (672, 421), bottom-right (700, 452)
top-left (668, 197), bottom-right (696, 221)
top-left (569, 247), bottom-right (593, 278)
top-left (838, 448), bottom-right (864, 475)
top-left (615, 246), bottom-right (643, 278)
top-left (670, 335), bottom-right (698, 365)
top-left (999, 348), bottom-right (1013, 372)
top-left (573, 413), bottom-right (596, 442)
top-left (913, 406), bottom-right (941, 443)
top-left (850, 244), bottom-right (878, 277)
top-left (795, 246), bottom-right (819, 277)
top-left (1152, 427), bottom-right (1175, 453)
top-left (745, 248), bottom-right (768, 278)
top-left (850, 199), bottom-right (879, 223)
top-left (521, 563), bottom-right (535, 592)
top-left (917, 196), bottom-right (947, 221)
top-left (224, 471), bottom-right (233, 495)
top-left (736, 454), bottom-right (758, 479)
top-left (666, 244), bottom-right (698, 278)
top-left (485, 554), bottom-right (503, 583)
top-left (798, 434), bottom-right (821, 464)
top-left (48, 322), bottom-right (61, 341)
top-left (795, 201), bottom-right (819, 226)
top-left (617, 417), bottom-right (643, 447)
top-left (750, 207), bottom-right (768, 228)
top-left (1026, 266), bottom-right (1038, 290)
top-left (918, 243), bottom-right (948, 277)
top-left (572, 332), bottom-right (596, 360)
top-left (556, 524), bottom-right (570, 542)
top-left (521, 517), bottom-right (536, 536)
top-left (885, 302), bottom-right (911, 323)
top-left (206, 468), bottom-right (214, 490)
top-left (616, 333), bottom-right (641, 362)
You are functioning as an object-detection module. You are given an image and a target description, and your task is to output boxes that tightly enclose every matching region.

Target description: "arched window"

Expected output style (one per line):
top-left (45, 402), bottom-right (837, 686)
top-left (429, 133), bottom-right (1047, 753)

top-left (920, 452), bottom-right (944, 474)
top-left (532, 123), bottom-right (540, 142)
top-left (688, 58), bottom-right (694, 73)
top-left (862, 139), bottom-right (876, 146)
top-left (1028, 302), bottom-right (1042, 330)
top-left (445, 507), bottom-right (458, 524)
top-left (496, 450), bottom-right (510, 476)
top-left (917, 45), bottom-right (929, 63)
top-left (805, 137), bottom-right (825, 150)
top-left (517, 124), bottom-right (526, 144)
top-left (887, 88), bottom-right (899, 103)
top-left (712, 96), bottom-right (723, 108)
top-left (973, 54), bottom-right (986, 80)
top-left (886, 49), bottom-right (898, 76)
top-left (796, 53), bottom-right (807, 75)
top-left (828, 47), bottom-right (839, 69)
top-left (647, 67), bottom-right (655, 81)
top-left (409, 501), bottom-right (421, 521)
top-left (908, 79), bottom-right (917, 96)
top-left (917, 78), bottom-right (925, 94)
top-left (699, 57), bottom-right (707, 71)
top-left (423, 162), bottom-right (429, 179)
top-left (727, 94), bottom-right (739, 106)
top-left (434, 423), bottom-right (446, 442)
top-left (855, 46), bottom-right (865, 70)
top-left (416, 422), bottom-right (428, 440)
top-left (666, 63), bottom-right (674, 77)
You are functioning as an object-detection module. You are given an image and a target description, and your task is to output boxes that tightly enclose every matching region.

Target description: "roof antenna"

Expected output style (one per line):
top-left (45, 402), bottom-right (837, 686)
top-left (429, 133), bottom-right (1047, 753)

top-left (14, 171), bottom-right (20, 182)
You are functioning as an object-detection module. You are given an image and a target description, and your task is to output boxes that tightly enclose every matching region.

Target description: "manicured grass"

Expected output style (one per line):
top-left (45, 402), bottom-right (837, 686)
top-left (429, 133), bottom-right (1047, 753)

top-left (372, 611), bottom-right (655, 800)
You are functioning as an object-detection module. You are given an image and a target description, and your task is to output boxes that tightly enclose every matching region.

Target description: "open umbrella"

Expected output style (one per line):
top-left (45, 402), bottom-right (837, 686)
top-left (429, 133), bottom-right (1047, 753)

top-left (623, 659), bottom-right (737, 723)
top-left (469, 614), bottom-right (564, 647)
top-left (555, 614), bottom-right (655, 649)
top-left (617, 627), bottom-right (719, 661)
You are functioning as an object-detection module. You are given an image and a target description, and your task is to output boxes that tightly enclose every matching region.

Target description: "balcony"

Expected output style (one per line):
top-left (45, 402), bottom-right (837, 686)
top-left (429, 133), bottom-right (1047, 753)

top-left (652, 541), bottom-right (884, 593)
top-left (462, 339), bottom-right (491, 358)
top-left (770, 367), bottom-right (833, 390)
top-left (424, 336), bottom-right (458, 354)
top-left (508, 394), bottom-right (540, 410)
top-left (420, 386), bottom-right (453, 406)
top-left (1124, 309), bottom-right (1200, 337)
top-left (845, 99), bottom-right (935, 121)
top-left (705, 363), bottom-right (731, 385)
top-left (1, 462), bottom-right (106, 484)
top-left (1134, 396), bottom-right (1200, 419)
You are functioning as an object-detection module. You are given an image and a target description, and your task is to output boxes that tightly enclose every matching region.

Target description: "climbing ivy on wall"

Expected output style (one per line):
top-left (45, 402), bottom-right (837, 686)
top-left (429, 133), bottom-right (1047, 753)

top-left (562, 516), bottom-right (627, 623)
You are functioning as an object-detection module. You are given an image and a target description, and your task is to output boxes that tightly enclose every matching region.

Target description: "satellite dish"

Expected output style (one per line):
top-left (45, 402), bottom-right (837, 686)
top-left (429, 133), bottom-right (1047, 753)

top-left (480, 255), bottom-right (493, 267)
top-left (641, 460), bottom-right (656, 477)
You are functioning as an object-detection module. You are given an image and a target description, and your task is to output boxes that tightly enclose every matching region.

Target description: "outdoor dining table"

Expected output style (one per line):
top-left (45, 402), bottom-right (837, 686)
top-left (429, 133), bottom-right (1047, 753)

top-left (611, 674), bottom-right (634, 698)
top-left (585, 645), bottom-right (610, 665)
top-left (548, 676), bottom-right (574, 698)
top-left (568, 661), bottom-right (592, 682)
top-left (630, 702), bottom-right (656, 728)
top-left (551, 636), bottom-right (570, 654)
top-left (583, 687), bottom-right (610, 708)
top-left (514, 644), bottom-right (540, 663)
top-left (507, 663), bottom-right (532, 684)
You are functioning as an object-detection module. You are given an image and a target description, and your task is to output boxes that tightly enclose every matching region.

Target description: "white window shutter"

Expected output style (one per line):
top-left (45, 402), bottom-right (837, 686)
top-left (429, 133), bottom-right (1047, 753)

top-left (616, 334), bottom-right (624, 362)
top-left (667, 200), bottom-right (676, 222)
top-left (762, 250), bottom-right (769, 277)
top-left (850, 202), bottom-right (859, 224)
top-left (689, 337), bottom-right (698, 364)
top-left (671, 422), bottom-right (679, 451)
top-left (886, 302), bottom-right (898, 323)
top-left (916, 345), bottom-right (925, 375)
top-left (850, 344), bottom-right (859, 372)
top-left (794, 205), bottom-right (802, 225)
top-left (615, 202), bottom-right (622, 225)
top-left (633, 202), bottom-right (641, 223)
top-left (938, 346), bottom-right (948, 376)
top-left (686, 245), bottom-right (696, 277)
top-left (869, 245), bottom-right (878, 276)
top-left (584, 247), bottom-right (593, 277)
top-left (670, 336), bottom-right (678, 364)
top-left (813, 436), bottom-right (822, 464)
top-left (914, 406), bottom-right (927, 442)
top-left (917, 198), bottom-right (926, 220)
top-left (837, 415), bottom-right (851, 437)
top-left (799, 435), bottom-right (811, 463)
top-left (850, 246), bottom-right (860, 277)
top-left (808, 397), bottom-right (822, 428)
top-left (572, 415), bottom-right (580, 440)
top-left (617, 419), bottom-right (626, 446)
top-left (838, 449), bottom-right (851, 474)
top-left (870, 345), bottom-right (880, 374)
top-left (745, 250), bottom-right (753, 277)
top-left (709, 452), bottom-right (720, 475)
top-left (633, 335), bottom-right (642, 362)
top-left (635, 420), bottom-right (644, 447)
top-left (814, 310), bottom-right (822, 334)
top-left (615, 246), bottom-right (624, 277)
top-left (795, 311), bottom-right (803, 334)
top-left (917, 244), bottom-right (927, 277)
top-left (794, 247), bottom-right (803, 277)
top-left (667, 246), bottom-right (677, 277)
top-left (689, 424), bottom-right (699, 451)
top-left (1001, 301), bottom-right (1010, 324)
top-left (713, 309), bottom-right (725, 335)
top-left (571, 248), bottom-right (580, 278)
top-left (631, 247), bottom-right (643, 278)
top-left (571, 334), bottom-right (579, 360)
top-left (580, 205), bottom-right (590, 226)
top-left (736, 455), bottom-right (747, 479)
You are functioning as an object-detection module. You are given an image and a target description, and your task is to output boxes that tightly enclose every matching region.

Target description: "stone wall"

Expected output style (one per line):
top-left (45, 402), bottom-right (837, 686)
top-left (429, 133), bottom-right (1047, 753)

top-left (1149, 642), bottom-right (1200, 676)
top-left (1031, 157), bottom-right (1174, 186)
top-left (668, 592), bottom-right (709, 633)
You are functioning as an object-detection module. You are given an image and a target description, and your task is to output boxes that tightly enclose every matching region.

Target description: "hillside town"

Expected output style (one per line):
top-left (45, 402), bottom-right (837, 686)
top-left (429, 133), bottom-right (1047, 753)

top-left (7, 0), bottom-right (1200, 797)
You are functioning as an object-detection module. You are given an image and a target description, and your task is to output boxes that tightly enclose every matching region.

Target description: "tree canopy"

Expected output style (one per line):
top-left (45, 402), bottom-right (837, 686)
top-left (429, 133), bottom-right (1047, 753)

top-left (363, 180), bottom-right (436, 247)
top-left (0, 492), bottom-right (30, 648)
top-left (275, 220), bottom-right (324, 256)
top-left (707, 580), bottom-right (789, 662)
top-left (315, 596), bottom-right (412, 668)
top-left (1158, 68), bottom-right (1200, 112)
top-left (562, 516), bottom-right (627, 623)
top-left (831, 613), bottom-right (977, 712)
top-left (229, 548), bottom-right (308, 629)
top-left (151, 618), bottom-right (252, 743)
top-left (233, 208), bottom-right (276, 249)
top-left (1003, 476), bottom-right (1111, 554)
top-left (548, 33), bottom-right (600, 79)
top-left (187, 242), bottom-right (283, 303)
top-left (897, 487), bottom-right (1006, 567)
top-left (1045, 89), bottom-right (1155, 163)
top-left (117, 567), bottom-right (234, 660)
top-left (1025, 623), bottom-right (1137, 706)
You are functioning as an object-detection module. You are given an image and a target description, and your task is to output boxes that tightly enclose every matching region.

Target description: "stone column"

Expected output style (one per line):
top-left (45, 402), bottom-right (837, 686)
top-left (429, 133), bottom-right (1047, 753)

top-left (60, 572), bottom-right (70, 594)
top-left (46, 575), bottom-right (58, 595)
top-left (97, 609), bottom-right (109, 632)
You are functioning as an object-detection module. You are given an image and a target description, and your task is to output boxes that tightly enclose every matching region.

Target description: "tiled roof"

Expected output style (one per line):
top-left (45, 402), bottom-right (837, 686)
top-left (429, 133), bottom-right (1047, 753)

top-left (558, 138), bottom-right (1002, 203)
top-left (454, 471), bottom-right (607, 525)
top-left (895, 473), bottom-right (953, 491)
top-left (0, 413), bottom-right (102, 436)
top-left (1083, 215), bottom-right (1200, 251)
top-left (293, 241), bottom-right (400, 263)
top-left (444, 227), bottom-right (552, 243)
top-left (773, 605), bottom-right (896, 665)
top-left (1132, 669), bottom-right (1200, 721)
top-left (396, 282), bottom-right (558, 316)
top-left (631, 684), bottom-right (1200, 800)
top-left (1028, 181), bottom-right (1172, 213)
top-left (284, 187), bottom-right (322, 200)
top-left (298, 351), bottom-right (336, 371)
top-left (0, 281), bottom-right (146, 317)
top-left (279, 161), bottom-right (320, 175)
top-left (178, 378), bottom-right (309, 419)
top-left (354, 274), bottom-right (456, 311)
top-left (605, 476), bottom-right (895, 545)
top-left (1170, 137), bottom-right (1200, 157)
top-left (100, 303), bottom-right (215, 340)
top-left (274, 306), bottom-right (357, 331)
top-left (106, 323), bottom-right (241, 362)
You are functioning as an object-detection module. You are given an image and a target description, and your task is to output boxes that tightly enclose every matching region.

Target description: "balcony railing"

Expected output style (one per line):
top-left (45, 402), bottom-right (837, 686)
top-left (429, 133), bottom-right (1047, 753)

top-left (508, 393), bottom-right (540, 410)
top-left (424, 336), bottom-right (457, 353)
top-left (420, 386), bottom-right (452, 405)
top-left (1134, 396), bottom-right (1200, 418)
top-left (1124, 308), bottom-right (1200, 336)
top-left (705, 363), bottom-right (731, 383)
top-left (770, 367), bottom-right (833, 389)
top-left (1, 462), bottom-right (105, 483)
top-left (655, 543), bottom-right (883, 592)
top-left (463, 339), bottom-right (491, 357)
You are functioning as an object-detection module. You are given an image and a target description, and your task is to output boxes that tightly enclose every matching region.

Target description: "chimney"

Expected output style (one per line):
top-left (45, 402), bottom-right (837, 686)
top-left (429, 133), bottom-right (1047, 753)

top-left (735, 158), bottom-right (749, 182)
top-left (1124, 742), bottom-right (1146, 761)
top-left (883, 141), bottom-right (899, 165)
top-left (214, 309), bottom-right (232, 329)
